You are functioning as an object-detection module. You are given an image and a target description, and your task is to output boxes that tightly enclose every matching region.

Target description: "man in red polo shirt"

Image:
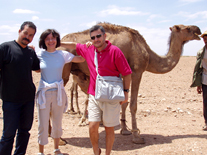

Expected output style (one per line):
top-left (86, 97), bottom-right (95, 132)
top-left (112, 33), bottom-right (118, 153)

top-left (61, 25), bottom-right (132, 155)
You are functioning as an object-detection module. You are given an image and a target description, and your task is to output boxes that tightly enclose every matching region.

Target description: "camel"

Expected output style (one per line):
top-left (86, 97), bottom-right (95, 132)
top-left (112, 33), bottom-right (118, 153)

top-left (60, 23), bottom-right (201, 144)
top-left (68, 71), bottom-right (89, 126)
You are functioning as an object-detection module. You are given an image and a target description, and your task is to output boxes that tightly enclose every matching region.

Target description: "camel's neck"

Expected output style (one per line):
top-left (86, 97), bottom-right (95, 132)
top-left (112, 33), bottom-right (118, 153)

top-left (146, 34), bottom-right (183, 74)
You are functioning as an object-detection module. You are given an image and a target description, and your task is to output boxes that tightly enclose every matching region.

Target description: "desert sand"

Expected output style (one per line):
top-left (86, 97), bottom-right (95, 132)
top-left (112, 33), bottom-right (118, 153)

top-left (0, 56), bottom-right (207, 155)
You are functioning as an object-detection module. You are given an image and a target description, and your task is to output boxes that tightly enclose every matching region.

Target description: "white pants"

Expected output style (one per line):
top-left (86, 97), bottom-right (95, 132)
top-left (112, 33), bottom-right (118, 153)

top-left (37, 90), bottom-right (66, 145)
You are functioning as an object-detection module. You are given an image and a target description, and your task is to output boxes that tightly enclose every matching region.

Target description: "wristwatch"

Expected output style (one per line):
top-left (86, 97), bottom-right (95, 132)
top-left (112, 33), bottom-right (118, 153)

top-left (124, 89), bottom-right (129, 93)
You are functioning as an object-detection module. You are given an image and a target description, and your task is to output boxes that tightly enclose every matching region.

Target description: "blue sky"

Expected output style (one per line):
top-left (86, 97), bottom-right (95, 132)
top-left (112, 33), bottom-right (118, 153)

top-left (0, 0), bottom-right (206, 56)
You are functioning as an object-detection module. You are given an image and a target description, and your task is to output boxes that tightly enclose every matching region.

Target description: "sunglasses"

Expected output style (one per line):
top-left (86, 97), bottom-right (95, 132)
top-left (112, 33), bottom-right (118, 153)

top-left (91, 34), bottom-right (102, 40)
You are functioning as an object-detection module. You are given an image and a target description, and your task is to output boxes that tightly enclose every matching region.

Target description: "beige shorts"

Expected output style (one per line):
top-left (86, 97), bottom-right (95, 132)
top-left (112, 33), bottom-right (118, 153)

top-left (88, 94), bottom-right (121, 127)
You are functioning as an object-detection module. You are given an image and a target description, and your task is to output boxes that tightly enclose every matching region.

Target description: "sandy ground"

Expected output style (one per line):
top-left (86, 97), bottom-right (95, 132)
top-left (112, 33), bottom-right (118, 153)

top-left (0, 56), bottom-right (207, 155)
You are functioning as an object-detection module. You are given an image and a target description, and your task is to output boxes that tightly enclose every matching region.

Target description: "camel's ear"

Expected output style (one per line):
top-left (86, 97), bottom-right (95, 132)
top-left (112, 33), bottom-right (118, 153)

top-left (174, 25), bottom-right (181, 32)
top-left (170, 25), bottom-right (180, 32)
top-left (169, 27), bottom-right (172, 31)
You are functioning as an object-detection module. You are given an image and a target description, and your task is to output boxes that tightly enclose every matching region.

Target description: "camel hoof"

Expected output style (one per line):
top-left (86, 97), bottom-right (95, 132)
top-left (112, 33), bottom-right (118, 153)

top-left (77, 113), bottom-right (82, 118)
top-left (132, 137), bottom-right (145, 144)
top-left (120, 129), bottom-right (132, 135)
top-left (59, 138), bottom-right (67, 145)
top-left (78, 121), bottom-right (87, 126)
top-left (68, 111), bottom-right (77, 115)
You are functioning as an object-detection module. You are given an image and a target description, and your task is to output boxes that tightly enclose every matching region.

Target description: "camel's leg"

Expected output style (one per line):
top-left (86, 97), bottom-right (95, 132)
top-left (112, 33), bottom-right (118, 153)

top-left (130, 72), bottom-right (145, 144)
top-left (48, 119), bottom-right (52, 137)
top-left (68, 82), bottom-right (75, 113)
top-left (78, 95), bottom-right (89, 126)
top-left (62, 63), bottom-right (72, 86)
top-left (120, 102), bottom-right (131, 135)
top-left (74, 82), bottom-right (81, 116)
top-left (70, 83), bottom-right (74, 112)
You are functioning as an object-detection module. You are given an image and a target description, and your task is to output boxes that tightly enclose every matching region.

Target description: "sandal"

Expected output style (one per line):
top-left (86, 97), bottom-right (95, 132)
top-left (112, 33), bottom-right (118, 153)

top-left (54, 149), bottom-right (63, 155)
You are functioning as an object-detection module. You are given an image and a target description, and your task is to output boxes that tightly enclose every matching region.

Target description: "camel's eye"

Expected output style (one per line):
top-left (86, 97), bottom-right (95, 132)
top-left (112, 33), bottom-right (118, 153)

top-left (186, 27), bottom-right (191, 32)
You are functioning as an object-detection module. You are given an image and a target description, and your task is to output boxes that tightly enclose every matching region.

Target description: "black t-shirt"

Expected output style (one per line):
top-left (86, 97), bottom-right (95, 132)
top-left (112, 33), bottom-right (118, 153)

top-left (0, 40), bottom-right (40, 103)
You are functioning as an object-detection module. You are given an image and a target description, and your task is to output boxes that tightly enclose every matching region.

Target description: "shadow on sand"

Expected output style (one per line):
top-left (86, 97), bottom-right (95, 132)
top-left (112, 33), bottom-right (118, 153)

top-left (62, 126), bottom-right (207, 151)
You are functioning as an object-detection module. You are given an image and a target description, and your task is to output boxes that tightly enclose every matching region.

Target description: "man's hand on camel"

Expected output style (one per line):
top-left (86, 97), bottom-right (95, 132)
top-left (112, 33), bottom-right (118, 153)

top-left (29, 45), bottom-right (35, 50)
top-left (86, 41), bottom-right (92, 48)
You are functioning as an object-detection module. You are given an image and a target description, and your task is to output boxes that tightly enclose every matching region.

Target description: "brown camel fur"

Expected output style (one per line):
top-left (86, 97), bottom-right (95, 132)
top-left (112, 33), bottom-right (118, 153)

top-left (68, 72), bottom-right (89, 126)
top-left (60, 23), bottom-right (201, 144)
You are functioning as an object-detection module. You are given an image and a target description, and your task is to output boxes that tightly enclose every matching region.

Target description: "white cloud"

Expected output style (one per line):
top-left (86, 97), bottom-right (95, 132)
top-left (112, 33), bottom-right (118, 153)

top-left (176, 11), bottom-right (207, 21)
top-left (158, 20), bottom-right (172, 23)
top-left (13, 9), bottom-right (38, 14)
top-left (0, 25), bottom-right (19, 33)
top-left (32, 17), bottom-right (54, 22)
top-left (195, 20), bottom-right (207, 25)
top-left (32, 16), bottom-right (39, 20)
top-left (86, 21), bottom-right (97, 28)
top-left (179, 0), bottom-right (202, 2)
top-left (40, 18), bottom-right (55, 22)
top-left (99, 5), bottom-right (149, 17)
top-left (178, 0), bottom-right (203, 6)
top-left (80, 21), bottom-right (98, 28)
top-left (0, 25), bottom-right (19, 42)
top-left (147, 14), bottom-right (164, 22)
top-left (0, 33), bottom-right (12, 36)
top-left (0, 25), bottom-right (12, 30)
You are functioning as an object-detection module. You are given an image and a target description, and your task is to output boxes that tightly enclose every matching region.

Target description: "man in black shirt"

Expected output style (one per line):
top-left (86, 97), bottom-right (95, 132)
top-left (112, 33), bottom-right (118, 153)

top-left (0, 21), bottom-right (40, 155)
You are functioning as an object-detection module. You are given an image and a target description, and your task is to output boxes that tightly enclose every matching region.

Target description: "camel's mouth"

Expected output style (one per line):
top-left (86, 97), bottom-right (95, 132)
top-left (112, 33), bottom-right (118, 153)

top-left (194, 32), bottom-right (201, 40)
top-left (194, 26), bottom-right (202, 40)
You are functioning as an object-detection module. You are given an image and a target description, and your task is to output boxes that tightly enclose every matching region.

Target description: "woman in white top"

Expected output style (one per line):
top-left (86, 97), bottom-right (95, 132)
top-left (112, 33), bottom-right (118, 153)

top-left (36, 29), bottom-right (85, 155)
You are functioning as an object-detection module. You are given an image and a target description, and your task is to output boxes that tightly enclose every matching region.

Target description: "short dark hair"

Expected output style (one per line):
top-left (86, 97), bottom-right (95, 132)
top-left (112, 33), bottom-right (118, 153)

top-left (89, 25), bottom-right (105, 36)
top-left (39, 29), bottom-right (61, 50)
top-left (20, 21), bottom-right (36, 33)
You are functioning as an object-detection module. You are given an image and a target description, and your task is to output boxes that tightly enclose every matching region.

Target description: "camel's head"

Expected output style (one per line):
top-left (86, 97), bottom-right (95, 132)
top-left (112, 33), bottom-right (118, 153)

top-left (170, 25), bottom-right (201, 42)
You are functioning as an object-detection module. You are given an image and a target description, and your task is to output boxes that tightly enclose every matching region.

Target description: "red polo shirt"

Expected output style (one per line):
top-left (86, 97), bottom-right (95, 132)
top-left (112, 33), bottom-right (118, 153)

top-left (76, 40), bottom-right (132, 95)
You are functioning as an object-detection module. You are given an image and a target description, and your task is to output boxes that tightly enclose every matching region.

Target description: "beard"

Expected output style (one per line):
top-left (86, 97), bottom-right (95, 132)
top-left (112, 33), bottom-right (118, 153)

top-left (93, 40), bottom-right (105, 49)
top-left (21, 38), bottom-right (30, 46)
top-left (94, 42), bottom-right (102, 48)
